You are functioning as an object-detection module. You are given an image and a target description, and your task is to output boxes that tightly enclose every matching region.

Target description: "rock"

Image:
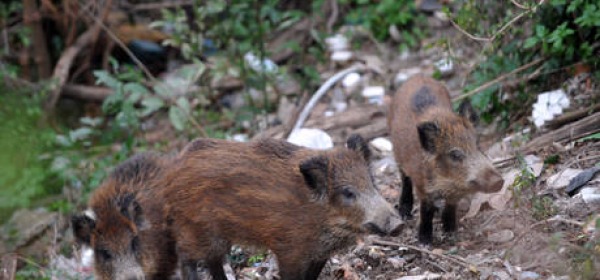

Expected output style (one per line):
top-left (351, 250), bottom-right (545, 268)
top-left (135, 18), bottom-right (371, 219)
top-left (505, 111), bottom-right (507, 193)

top-left (566, 166), bottom-right (600, 196)
top-left (580, 187), bottom-right (600, 205)
top-left (519, 271), bottom-right (541, 280)
top-left (547, 168), bottom-right (583, 189)
top-left (287, 128), bottom-right (333, 150)
top-left (487, 229), bottom-right (514, 243)
top-left (524, 155), bottom-right (544, 177)
top-left (370, 137), bottom-right (393, 153)
top-left (1, 208), bottom-right (58, 250)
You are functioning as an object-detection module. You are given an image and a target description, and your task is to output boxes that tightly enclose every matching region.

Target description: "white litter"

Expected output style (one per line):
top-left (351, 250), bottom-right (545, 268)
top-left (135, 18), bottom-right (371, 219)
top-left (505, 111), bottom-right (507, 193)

top-left (325, 34), bottom-right (349, 52)
top-left (342, 72), bottom-right (361, 88)
top-left (370, 137), bottom-right (393, 153)
top-left (287, 128), bottom-right (333, 150)
top-left (362, 86), bottom-right (385, 105)
top-left (531, 89), bottom-right (570, 127)
top-left (331, 51), bottom-right (353, 62)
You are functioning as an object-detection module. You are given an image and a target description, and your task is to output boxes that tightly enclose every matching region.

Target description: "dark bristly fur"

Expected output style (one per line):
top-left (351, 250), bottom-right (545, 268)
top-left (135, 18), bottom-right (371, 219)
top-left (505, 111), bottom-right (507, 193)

top-left (388, 75), bottom-right (504, 245)
top-left (162, 135), bottom-right (403, 280)
top-left (71, 153), bottom-right (177, 280)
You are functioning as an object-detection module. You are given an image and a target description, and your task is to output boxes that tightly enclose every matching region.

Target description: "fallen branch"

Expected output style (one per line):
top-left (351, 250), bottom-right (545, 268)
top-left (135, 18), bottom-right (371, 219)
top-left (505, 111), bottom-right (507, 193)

top-left (453, 58), bottom-right (545, 101)
top-left (372, 239), bottom-right (475, 269)
top-left (522, 112), bottom-right (600, 153)
top-left (62, 84), bottom-right (113, 101)
top-left (546, 103), bottom-right (600, 129)
top-left (44, 26), bottom-right (98, 110)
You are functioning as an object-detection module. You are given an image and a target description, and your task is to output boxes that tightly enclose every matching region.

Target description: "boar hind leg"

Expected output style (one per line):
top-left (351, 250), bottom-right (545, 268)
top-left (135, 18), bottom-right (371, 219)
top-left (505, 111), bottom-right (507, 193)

top-left (442, 203), bottom-right (457, 233)
top-left (399, 174), bottom-right (414, 219)
top-left (207, 258), bottom-right (227, 280)
top-left (418, 199), bottom-right (436, 245)
top-left (304, 259), bottom-right (328, 280)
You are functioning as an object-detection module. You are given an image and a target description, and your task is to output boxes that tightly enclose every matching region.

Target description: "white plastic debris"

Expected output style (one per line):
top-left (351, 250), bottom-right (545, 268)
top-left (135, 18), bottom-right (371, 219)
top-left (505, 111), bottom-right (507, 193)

top-left (325, 34), bottom-right (349, 52)
top-left (362, 86), bottom-right (385, 105)
top-left (434, 57), bottom-right (454, 76)
top-left (342, 72), bottom-right (361, 88)
top-left (370, 137), bottom-right (393, 153)
top-left (287, 128), bottom-right (333, 150)
top-left (229, 134), bottom-right (249, 142)
top-left (331, 51), bottom-right (353, 62)
top-left (531, 89), bottom-right (570, 127)
top-left (244, 52), bottom-right (278, 73)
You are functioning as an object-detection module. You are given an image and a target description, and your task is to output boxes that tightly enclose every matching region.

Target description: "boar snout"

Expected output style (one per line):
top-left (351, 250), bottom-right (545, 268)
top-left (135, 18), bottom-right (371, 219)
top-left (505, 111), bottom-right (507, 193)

top-left (470, 168), bottom-right (504, 193)
top-left (363, 204), bottom-right (404, 237)
top-left (387, 214), bottom-right (403, 236)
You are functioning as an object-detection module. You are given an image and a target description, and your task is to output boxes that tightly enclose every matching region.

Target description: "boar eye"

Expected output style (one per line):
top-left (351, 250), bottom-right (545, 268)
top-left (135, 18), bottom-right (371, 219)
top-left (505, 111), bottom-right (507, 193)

top-left (449, 149), bottom-right (465, 162)
top-left (96, 249), bottom-right (112, 261)
top-left (340, 187), bottom-right (357, 203)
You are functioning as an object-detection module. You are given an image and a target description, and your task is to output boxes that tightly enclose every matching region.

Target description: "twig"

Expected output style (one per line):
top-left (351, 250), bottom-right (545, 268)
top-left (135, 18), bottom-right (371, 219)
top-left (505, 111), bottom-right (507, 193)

top-left (510, 0), bottom-right (529, 10)
top-left (449, 20), bottom-right (490, 42)
top-left (453, 57), bottom-right (545, 101)
top-left (81, 7), bottom-right (156, 82)
top-left (288, 65), bottom-right (365, 137)
top-left (372, 239), bottom-right (475, 269)
top-left (326, 0), bottom-right (339, 34)
top-left (44, 26), bottom-right (98, 110)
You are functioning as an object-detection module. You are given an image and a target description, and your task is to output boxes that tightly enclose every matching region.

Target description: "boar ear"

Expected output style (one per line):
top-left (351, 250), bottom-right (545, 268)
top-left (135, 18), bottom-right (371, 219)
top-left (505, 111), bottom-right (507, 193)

top-left (120, 193), bottom-right (149, 230)
top-left (346, 134), bottom-right (371, 161)
top-left (299, 156), bottom-right (329, 200)
top-left (72, 212), bottom-right (96, 245)
top-left (458, 100), bottom-right (479, 125)
top-left (417, 122), bottom-right (440, 153)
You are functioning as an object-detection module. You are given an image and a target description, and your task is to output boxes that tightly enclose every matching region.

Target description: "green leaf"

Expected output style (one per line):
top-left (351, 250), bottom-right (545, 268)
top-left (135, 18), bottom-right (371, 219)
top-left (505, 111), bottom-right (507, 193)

top-left (176, 97), bottom-right (191, 115)
top-left (169, 106), bottom-right (187, 131)
top-left (69, 127), bottom-right (93, 142)
top-left (123, 82), bottom-right (149, 95)
top-left (524, 37), bottom-right (538, 49)
top-left (93, 70), bottom-right (121, 88)
top-left (140, 97), bottom-right (165, 117)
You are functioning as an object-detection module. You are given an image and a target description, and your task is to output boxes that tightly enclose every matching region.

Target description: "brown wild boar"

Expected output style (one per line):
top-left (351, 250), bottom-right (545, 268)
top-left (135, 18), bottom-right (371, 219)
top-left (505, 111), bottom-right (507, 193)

top-left (71, 153), bottom-right (177, 280)
top-left (162, 135), bottom-right (403, 280)
top-left (388, 75), bottom-right (504, 245)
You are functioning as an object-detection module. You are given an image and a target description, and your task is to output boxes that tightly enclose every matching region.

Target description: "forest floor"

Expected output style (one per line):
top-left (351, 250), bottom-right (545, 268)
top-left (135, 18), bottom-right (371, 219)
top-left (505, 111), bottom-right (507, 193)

top-left (1, 6), bottom-right (599, 280)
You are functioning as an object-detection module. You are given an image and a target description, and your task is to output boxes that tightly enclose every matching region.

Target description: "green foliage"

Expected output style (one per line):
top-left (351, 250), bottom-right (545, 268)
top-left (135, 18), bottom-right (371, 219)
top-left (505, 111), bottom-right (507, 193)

top-left (453, 0), bottom-right (599, 126)
top-left (341, 0), bottom-right (425, 49)
top-left (578, 132), bottom-right (600, 142)
top-left (525, 0), bottom-right (600, 64)
top-left (94, 59), bottom-right (203, 132)
top-left (0, 88), bottom-right (58, 217)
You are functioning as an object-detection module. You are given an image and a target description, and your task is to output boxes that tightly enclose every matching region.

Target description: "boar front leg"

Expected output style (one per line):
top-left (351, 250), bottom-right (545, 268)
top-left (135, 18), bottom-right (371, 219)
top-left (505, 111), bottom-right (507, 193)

top-left (418, 199), bottom-right (436, 245)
